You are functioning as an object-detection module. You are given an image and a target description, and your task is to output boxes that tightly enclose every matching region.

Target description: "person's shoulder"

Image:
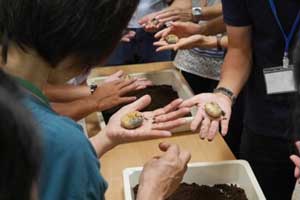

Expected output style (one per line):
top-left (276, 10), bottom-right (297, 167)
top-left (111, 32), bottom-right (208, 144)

top-left (222, 0), bottom-right (252, 27)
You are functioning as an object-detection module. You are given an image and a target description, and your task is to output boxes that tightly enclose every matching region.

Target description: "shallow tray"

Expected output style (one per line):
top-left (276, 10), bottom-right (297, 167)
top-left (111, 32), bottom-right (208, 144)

top-left (87, 69), bottom-right (196, 133)
top-left (123, 160), bottom-right (266, 200)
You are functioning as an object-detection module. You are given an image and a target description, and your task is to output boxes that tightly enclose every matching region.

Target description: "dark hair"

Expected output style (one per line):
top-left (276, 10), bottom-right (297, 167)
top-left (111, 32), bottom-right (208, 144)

top-left (0, 0), bottom-right (139, 66)
top-left (0, 70), bottom-right (42, 200)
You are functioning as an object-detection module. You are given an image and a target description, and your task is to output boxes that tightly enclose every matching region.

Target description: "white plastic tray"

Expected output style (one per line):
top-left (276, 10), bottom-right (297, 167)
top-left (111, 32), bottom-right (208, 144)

top-left (87, 69), bottom-right (196, 133)
top-left (123, 160), bottom-right (266, 200)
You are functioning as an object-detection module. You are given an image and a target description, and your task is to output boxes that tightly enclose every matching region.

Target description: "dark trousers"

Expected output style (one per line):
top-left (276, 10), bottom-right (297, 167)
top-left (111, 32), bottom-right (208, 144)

top-left (106, 28), bottom-right (172, 66)
top-left (182, 71), bottom-right (244, 157)
top-left (240, 127), bottom-right (295, 200)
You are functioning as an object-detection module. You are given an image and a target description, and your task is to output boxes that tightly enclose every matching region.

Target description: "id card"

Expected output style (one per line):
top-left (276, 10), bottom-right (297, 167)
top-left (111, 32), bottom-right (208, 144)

top-left (263, 65), bottom-right (296, 94)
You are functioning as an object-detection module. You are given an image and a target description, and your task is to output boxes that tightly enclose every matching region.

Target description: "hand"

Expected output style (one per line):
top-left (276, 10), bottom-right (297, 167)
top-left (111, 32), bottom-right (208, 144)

top-left (91, 79), bottom-right (139, 111)
top-left (139, 11), bottom-right (164, 32)
top-left (104, 95), bottom-right (190, 145)
top-left (121, 30), bottom-right (136, 42)
top-left (155, 8), bottom-right (193, 24)
top-left (137, 143), bottom-right (191, 200)
top-left (154, 34), bottom-right (217, 52)
top-left (290, 141), bottom-right (300, 180)
top-left (103, 70), bottom-right (125, 83)
top-left (155, 21), bottom-right (203, 39)
top-left (180, 93), bottom-right (232, 141)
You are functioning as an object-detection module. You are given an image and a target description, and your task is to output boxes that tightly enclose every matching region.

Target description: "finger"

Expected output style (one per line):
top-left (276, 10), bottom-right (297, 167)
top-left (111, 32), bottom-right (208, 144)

top-left (296, 141), bottom-right (300, 152)
top-left (156, 10), bottom-right (178, 21)
top-left (221, 117), bottom-right (230, 136)
top-left (159, 16), bottom-right (181, 24)
top-left (191, 109), bottom-right (204, 131)
top-left (153, 98), bottom-right (183, 116)
top-left (291, 155), bottom-right (300, 168)
top-left (199, 117), bottom-right (210, 140)
top-left (116, 96), bottom-right (137, 105)
top-left (124, 129), bottom-right (171, 141)
top-left (153, 40), bottom-right (169, 47)
top-left (154, 107), bottom-right (190, 123)
top-left (179, 150), bottom-right (191, 165)
top-left (119, 82), bottom-right (139, 95)
top-left (155, 28), bottom-right (170, 39)
top-left (152, 118), bottom-right (187, 130)
top-left (156, 45), bottom-right (176, 52)
top-left (159, 142), bottom-right (172, 152)
top-left (121, 95), bottom-right (152, 112)
top-left (118, 79), bottom-right (136, 88)
top-left (161, 143), bottom-right (180, 160)
top-left (111, 70), bottom-right (124, 78)
top-left (179, 96), bottom-right (199, 108)
top-left (207, 120), bottom-right (219, 141)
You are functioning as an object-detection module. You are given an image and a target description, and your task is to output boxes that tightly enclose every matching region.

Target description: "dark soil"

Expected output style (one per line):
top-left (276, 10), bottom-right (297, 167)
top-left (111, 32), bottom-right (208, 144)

top-left (102, 85), bottom-right (179, 123)
top-left (133, 183), bottom-right (248, 200)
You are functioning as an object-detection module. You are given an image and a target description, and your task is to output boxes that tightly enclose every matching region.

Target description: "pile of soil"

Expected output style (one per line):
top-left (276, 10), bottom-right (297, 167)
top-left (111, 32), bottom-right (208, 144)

top-left (133, 183), bottom-right (248, 200)
top-left (102, 85), bottom-right (179, 123)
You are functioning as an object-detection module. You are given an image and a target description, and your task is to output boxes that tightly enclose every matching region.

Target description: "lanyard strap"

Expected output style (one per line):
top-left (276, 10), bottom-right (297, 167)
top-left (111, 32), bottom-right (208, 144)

top-left (268, 0), bottom-right (300, 54)
top-left (14, 77), bottom-right (50, 106)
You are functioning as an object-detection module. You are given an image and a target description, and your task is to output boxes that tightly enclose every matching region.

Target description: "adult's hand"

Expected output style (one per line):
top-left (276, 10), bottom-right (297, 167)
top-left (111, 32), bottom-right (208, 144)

top-left (104, 95), bottom-right (190, 145)
top-left (290, 141), bottom-right (300, 180)
top-left (103, 70), bottom-right (125, 83)
top-left (154, 8), bottom-right (193, 24)
top-left (139, 11), bottom-right (164, 32)
top-left (180, 93), bottom-right (232, 141)
top-left (104, 71), bottom-right (153, 90)
top-left (137, 143), bottom-right (191, 200)
top-left (155, 21), bottom-right (202, 39)
top-left (90, 79), bottom-right (139, 111)
top-left (154, 34), bottom-right (217, 52)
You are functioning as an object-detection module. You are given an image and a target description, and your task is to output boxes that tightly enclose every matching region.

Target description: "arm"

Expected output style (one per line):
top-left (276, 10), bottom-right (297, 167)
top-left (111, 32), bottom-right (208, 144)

top-left (200, 16), bottom-right (226, 36)
top-left (217, 25), bottom-right (252, 96)
top-left (44, 84), bottom-right (90, 102)
top-left (51, 99), bottom-right (97, 121)
top-left (200, 3), bottom-right (223, 21)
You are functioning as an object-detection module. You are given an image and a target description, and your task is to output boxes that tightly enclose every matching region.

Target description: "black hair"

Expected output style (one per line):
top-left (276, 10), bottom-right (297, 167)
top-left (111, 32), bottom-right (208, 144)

top-left (0, 70), bottom-right (42, 200)
top-left (0, 0), bottom-right (139, 67)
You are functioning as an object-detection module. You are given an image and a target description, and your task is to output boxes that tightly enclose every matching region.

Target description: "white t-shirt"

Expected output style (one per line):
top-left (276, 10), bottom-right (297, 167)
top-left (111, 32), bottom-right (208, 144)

top-left (128, 0), bottom-right (168, 28)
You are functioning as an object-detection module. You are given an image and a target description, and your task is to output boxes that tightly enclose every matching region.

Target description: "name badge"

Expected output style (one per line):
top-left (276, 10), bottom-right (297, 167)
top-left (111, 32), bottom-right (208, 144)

top-left (263, 65), bottom-right (296, 94)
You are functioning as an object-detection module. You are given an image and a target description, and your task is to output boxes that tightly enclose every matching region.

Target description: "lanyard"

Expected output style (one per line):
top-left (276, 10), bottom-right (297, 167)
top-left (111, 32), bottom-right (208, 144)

top-left (268, 0), bottom-right (300, 68)
top-left (14, 77), bottom-right (50, 107)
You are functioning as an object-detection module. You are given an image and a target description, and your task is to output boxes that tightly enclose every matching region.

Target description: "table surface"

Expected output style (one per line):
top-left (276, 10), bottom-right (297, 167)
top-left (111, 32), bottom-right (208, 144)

top-left (88, 62), bottom-right (235, 200)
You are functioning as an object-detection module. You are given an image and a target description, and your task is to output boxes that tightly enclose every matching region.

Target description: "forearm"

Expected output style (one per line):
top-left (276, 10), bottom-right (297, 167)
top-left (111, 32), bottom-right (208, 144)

top-left (90, 130), bottom-right (115, 158)
top-left (217, 26), bottom-right (253, 96)
top-left (137, 186), bottom-right (164, 200)
top-left (51, 98), bottom-right (97, 121)
top-left (44, 84), bottom-right (90, 102)
top-left (169, 0), bottom-right (191, 9)
top-left (199, 16), bottom-right (226, 36)
top-left (201, 3), bottom-right (222, 20)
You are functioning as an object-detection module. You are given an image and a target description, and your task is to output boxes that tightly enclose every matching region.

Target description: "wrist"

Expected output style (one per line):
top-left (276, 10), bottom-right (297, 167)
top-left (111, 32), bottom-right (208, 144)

top-left (213, 87), bottom-right (237, 105)
top-left (90, 129), bottom-right (116, 158)
top-left (137, 184), bottom-right (164, 200)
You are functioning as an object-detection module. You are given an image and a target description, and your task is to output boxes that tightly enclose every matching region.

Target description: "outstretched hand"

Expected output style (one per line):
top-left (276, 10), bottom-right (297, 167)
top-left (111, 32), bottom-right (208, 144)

top-left (290, 141), bottom-right (300, 181)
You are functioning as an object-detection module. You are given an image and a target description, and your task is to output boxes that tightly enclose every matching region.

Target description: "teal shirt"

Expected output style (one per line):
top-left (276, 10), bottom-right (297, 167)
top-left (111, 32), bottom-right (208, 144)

top-left (23, 94), bottom-right (107, 200)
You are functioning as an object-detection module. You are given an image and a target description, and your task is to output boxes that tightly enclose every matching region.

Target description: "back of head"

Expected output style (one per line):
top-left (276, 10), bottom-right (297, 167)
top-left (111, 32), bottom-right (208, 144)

top-left (0, 0), bottom-right (139, 67)
top-left (0, 70), bottom-right (41, 200)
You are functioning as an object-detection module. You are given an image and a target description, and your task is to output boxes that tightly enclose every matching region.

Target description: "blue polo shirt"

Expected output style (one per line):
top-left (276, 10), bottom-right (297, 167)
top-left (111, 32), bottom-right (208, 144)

top-left (222, 0), bottom-right (300, 139)
top-left (23, 94), bottom-right (107, 200)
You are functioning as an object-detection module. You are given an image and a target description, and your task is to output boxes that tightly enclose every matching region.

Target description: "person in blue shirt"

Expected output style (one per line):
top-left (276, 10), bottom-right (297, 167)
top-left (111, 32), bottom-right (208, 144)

top-left (0, 0), bottom-right (191, 199)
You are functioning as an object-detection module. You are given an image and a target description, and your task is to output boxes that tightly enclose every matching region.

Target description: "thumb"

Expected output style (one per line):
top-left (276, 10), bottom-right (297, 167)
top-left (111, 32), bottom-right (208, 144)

top-left (122, 95), bottom-right (152, 112)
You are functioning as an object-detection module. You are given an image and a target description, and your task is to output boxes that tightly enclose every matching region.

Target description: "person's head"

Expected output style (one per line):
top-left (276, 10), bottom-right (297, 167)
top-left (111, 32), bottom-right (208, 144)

top-left (0, 70), bottom-right (41, 200)
top-left (0, 0), bottom-right (139, 83)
